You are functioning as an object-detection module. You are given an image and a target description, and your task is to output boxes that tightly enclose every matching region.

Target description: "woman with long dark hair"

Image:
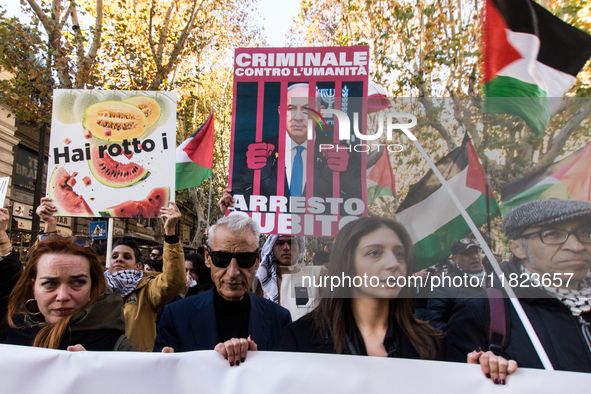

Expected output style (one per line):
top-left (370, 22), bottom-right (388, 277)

top-left (277, 217), bottom-right (516, 382)
top-left (4, 237), bottom-right (134, 351)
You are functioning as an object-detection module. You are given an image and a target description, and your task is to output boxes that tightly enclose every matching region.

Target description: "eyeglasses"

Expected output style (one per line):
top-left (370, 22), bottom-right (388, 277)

top-left (149, 253), bottom-right (160, 257)
top-left (518, 228), bottom-right (591, 245)
top-left (206, 246), bottom-right (259, 269)
top-left (37, 232), bottom-right (93, 247)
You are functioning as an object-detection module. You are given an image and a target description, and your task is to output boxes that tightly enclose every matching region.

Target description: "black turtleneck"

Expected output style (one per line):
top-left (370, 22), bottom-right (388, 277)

top-left (213, 287), bottom-right (250, 343)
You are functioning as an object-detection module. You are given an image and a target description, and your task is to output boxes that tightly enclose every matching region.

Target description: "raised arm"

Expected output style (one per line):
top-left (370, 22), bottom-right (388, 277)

top-left (147, 202), bottom-right (186, 310)
top-left (36, 197), bottom-right (58, 233)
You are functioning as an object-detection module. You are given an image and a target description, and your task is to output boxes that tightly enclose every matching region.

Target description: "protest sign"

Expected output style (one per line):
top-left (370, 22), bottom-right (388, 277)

top-left (0, 345), bottom-right (588, 394)
top-left (0, 177), bottom-right (8, 204)
top-left (228, 46), bottom-right (370, 237)
top-left (47, 90), bottom-right (176, 218)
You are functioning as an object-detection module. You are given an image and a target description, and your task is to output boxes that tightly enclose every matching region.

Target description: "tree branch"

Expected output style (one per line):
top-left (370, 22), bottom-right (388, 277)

top-left (537, 105), bottom-right (591, 167)
top-left (58, 3), bottom-right (73, 29)
top-left (26, 0), bottom-right (52, 34)
top-left (150, 0), bottom-right (204, 89)
top-left (148, 0), bottom-right (158, 67)
top-left (156, 0), bottom-right (178, 66)
top-left (69, 6), bottom-right (85, 64)
top-left (75, 0), bottom-right (102, 88)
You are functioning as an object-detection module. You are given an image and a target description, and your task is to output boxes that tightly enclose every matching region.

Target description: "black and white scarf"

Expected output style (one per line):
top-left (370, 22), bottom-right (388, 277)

top-left (255, 235), bottom-right (306, 304)
top-left (104, 270), bottom-right (143, 298)
top-left (521, 265), bottom-right (591, 351)
top-left (256, 235), bottom-right (280, 303)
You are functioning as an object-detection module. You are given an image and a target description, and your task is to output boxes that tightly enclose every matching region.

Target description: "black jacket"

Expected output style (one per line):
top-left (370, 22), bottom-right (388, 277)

top-left (276, 314), bottom-right (423, 359)
top-left (444, 257), bottom-right (591, 372)
top-left (0, 250), bottom-right (22, 342)
top-left (425, 265), bottom-right (489, 330)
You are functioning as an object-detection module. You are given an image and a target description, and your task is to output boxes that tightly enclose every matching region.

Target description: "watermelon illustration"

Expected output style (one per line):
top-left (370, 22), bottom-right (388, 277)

top-left (99, 186), bottom-right (170, 218)
top-left (48, 166), bottom-right (95, 217)
top-left (88, 145), bottom-right (150, 188)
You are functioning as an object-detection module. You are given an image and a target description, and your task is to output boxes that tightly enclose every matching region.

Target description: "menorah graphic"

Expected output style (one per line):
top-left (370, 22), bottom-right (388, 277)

top-left (319, 88), bottom-right (336, 109)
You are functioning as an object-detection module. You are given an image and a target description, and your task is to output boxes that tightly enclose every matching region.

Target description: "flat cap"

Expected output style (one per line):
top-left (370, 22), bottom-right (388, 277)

top-left (503, 198), bottom-right (591, 239)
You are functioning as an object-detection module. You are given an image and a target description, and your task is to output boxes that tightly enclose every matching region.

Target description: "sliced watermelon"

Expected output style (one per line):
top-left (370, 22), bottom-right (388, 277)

top-left (99, 186), bottom-right (170, 218)
top-left (88, 145), bottom-right (150, 188)
top-left (48, 166), bottom-right (95, 217)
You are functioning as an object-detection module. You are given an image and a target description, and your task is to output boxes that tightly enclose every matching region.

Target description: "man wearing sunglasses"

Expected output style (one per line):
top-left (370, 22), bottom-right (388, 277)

top-left (154, 215), bottom-right (292, 367)
top-left (444, 199), bottom-right (591, 373)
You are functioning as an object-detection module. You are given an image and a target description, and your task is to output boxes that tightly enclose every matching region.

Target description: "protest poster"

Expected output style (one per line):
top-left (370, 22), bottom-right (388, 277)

top-left (0, 177), bottom-right (9, 204)
top-left (228, 46), bottom-right (370, 237)
top-left (47, 90), bottom-right (176, 218)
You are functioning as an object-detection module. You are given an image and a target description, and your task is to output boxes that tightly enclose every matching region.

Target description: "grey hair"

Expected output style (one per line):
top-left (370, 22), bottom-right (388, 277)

top-left (208, 214), bottom-right (260, 249)
top-left (518, 239), bottom-right (537, 270)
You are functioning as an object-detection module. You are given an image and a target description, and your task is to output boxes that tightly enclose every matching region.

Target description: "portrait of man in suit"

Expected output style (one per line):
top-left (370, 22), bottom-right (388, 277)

top-left (231, 83), bottom-right (361, 205)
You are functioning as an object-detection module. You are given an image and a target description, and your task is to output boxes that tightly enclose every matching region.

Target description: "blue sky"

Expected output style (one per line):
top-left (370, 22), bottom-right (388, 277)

top-left (0, 0), bottom-right (302, 47)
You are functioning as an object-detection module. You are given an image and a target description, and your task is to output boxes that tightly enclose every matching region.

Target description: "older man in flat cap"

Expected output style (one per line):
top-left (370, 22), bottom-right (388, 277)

top-left (444, 199), bottom-right (591, 374)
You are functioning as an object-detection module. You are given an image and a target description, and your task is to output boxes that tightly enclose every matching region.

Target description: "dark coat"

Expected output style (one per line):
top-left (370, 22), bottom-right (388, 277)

top-left (231, 135), bottom-right (361, 205)
top-left (276, 314), bottom-right (423, 359)
top-left (425, 264), bottom-right (489, 330)
top-left (444, 257), bottom-right (591, 372)
top-left (4, 288), bottom-right (135, 351)
top-left (153, 289), bottom-right (292, 352)
top-left (0, 250), bottom-right (22, 343)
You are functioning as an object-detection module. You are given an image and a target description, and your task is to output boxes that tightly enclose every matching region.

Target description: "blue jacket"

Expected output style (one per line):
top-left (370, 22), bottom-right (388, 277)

top-left (153, 289), bottom-right (292, 352)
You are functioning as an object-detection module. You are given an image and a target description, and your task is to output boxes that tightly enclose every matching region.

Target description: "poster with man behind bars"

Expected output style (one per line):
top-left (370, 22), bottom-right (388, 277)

top-left (228, 46), bottom-right (370, 237)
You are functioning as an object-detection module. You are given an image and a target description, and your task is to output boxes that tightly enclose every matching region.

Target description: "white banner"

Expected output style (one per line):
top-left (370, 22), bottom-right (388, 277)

top-left (1, 345), bottom-right (589, 393)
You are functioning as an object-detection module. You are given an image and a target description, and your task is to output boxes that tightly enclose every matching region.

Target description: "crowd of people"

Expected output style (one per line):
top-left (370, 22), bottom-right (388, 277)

top-left (1, 195), bottom-right (590, 383)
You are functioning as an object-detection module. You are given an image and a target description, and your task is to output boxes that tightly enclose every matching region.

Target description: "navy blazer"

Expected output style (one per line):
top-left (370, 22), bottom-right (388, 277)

top-left (153, 289), bottom-right (292, 352)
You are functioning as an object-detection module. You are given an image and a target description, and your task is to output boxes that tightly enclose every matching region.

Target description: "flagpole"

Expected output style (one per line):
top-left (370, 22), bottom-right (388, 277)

top-left (408, 134), bottom-right (555, 371)
top-left (485, 166), bottom-right (492, 247)
top-left (106, 218), bottom-right (114, 269)
top-left (207, 179), bottom-right (212, 227)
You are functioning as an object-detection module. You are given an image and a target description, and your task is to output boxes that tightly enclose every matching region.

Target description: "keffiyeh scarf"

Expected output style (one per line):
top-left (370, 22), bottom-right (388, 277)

top-left (521, 264), bottom-right (591, 351)
top-left (104, 270), bottom-right (143, 298)
top-left (256, 235), bottom-right (280, 303)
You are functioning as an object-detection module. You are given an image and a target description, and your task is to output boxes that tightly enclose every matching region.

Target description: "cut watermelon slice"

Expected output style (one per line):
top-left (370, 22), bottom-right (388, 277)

top-left (88, 145), bottom-right (149, 188)
top-left (99, 186), bottom-right (170, 218)
top-left (48, 166), bottom-right (95, 217)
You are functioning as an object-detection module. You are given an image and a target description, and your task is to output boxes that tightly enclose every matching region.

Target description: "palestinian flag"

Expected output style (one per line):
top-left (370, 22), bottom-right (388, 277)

top-left (501, 142), bottom-right (591, 215)
top-left (367, 150), bottom-right (396, 205)
top-left (483, 0), bottom-right (591, 135)
top-left (396, 134), bottom-right (501, 269)
top-left (175, 112), bottom-right (215, 190)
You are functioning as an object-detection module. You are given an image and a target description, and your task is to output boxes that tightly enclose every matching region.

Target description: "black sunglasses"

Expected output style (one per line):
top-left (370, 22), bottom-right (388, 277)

top-left (206, 246), bottom-right (259, 269)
